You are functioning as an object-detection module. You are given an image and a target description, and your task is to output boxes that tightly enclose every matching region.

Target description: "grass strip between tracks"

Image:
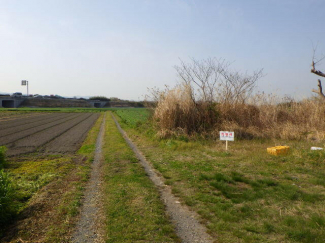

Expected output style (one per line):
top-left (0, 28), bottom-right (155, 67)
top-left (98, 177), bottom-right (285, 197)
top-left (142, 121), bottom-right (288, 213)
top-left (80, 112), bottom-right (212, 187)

top-left (103, 113), bottom-right (179, 243)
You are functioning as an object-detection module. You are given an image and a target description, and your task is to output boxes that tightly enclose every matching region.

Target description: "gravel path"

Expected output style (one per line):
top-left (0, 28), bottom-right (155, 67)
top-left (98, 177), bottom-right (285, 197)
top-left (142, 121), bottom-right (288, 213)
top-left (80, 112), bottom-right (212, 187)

top-left (71, 114), bottom-right (106, 243)
top-left (112, 114), bottom-right (215, 243)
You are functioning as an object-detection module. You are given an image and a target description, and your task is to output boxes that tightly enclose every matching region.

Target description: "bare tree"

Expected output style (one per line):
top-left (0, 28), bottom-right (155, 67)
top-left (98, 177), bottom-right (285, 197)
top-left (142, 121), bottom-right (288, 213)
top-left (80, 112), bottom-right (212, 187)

top-left (311, 47), bottom-right (325, 99)
top-left (174, 57), bottom-right (263, 104)
top-left (218, 69), bottom-right (263, 104)
top-left (174, 58), bottom-right (228, 104)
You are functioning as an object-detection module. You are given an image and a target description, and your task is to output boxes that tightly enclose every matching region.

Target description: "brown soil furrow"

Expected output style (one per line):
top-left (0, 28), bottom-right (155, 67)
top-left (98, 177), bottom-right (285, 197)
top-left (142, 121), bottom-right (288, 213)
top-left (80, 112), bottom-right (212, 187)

top-left (0, 112), bottom-right (50, 129)
top-left (7, 113), bottom-right (94, 156)
top-left (0, 113), bottom-right (75, 137)
top-left (0, 112), bottom-right (45, 120)
top-left (42, 113), bottom-right (100, 154)
top-left (6, 113), bottom-right (93, 156)
top-left (0, 113), bottom-right (83, 147)
top-left (0, 113), bottom-right (42, 122)
top-left (6, 146), bottom-right (37, 156)
top-left (112, 115), bottom-right (214, 243)
top-left (13, 113), bottom-right (91, 147)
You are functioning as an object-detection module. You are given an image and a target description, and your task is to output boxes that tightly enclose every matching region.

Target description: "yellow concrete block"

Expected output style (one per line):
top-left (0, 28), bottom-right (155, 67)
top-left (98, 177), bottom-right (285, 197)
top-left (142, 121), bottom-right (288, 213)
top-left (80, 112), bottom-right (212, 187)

top-left (267, 146), bottom-right (290, 156)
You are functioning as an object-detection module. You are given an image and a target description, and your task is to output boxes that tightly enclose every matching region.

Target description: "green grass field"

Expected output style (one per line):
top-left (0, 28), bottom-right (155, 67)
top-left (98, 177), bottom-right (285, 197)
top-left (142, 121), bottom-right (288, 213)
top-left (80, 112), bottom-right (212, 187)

top-left (112, 108), bottom-right (150, 128)
top-left (114, 108), bottom-right (325, 243)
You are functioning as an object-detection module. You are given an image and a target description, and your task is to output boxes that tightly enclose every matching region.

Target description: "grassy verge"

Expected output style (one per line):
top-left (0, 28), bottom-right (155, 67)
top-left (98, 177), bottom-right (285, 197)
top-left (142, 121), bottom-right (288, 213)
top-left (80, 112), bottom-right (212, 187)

top-left (115, 109), bottom-right (325, 243)
top-left (0, 113), bottom-right (103, 242)
top-left (103, 113), bottom-right (179, 243)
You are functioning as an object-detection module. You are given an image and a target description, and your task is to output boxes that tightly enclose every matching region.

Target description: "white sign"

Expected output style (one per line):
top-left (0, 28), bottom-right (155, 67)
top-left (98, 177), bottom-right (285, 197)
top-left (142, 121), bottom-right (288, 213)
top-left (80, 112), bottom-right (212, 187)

top-left (21, 80), bottom-right (27, 86)
top-left (220, 131), bottom-right (234, 141)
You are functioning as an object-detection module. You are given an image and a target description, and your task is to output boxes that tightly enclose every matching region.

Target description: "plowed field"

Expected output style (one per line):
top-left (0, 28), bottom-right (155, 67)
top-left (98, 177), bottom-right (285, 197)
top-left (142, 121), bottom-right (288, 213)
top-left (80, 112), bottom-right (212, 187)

top-left (0, 112), bottom-right (100, 156)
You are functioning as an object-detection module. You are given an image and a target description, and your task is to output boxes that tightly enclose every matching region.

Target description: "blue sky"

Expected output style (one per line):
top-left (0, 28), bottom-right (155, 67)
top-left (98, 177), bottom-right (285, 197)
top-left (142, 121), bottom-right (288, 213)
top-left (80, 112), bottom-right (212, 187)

top-left (0, 0), bottom-right (324, 100)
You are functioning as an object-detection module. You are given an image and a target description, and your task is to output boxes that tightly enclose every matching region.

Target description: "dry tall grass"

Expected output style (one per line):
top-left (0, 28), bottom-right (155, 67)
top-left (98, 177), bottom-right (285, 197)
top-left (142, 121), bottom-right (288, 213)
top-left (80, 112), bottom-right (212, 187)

top-left (152, 86), bottom-right (325, 140)
top-left (218, 98), bottom-right (325, 140)
top-left (153, 84), bottom-right (218, 138)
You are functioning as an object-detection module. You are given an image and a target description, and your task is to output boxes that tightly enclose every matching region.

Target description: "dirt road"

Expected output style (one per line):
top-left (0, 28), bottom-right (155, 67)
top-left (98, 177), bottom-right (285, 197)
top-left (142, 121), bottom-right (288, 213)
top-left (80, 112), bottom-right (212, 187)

top-left (71, 114), bottom-right (106, 243)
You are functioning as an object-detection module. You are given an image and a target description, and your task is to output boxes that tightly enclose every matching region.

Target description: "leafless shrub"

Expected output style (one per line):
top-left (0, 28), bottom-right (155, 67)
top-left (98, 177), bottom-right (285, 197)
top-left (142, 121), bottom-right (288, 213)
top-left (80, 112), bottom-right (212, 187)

top-left (174, 57), bottom-right (263, 104)
top-left (217, 69), bottom-right (263, 104)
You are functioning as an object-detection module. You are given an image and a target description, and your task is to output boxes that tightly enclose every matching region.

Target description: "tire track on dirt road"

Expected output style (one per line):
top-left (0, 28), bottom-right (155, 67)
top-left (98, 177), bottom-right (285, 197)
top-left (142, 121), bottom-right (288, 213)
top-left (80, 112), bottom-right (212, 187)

top-left (112, 114), bottom-right (214, 243)
top-left (71, 113), bottom-right (105, 243)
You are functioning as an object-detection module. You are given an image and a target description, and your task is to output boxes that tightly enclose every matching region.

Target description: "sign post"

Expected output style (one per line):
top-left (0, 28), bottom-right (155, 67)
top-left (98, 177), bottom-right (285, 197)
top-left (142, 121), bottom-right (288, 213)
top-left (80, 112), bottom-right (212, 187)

top-left (21, 80), bottom-right (29, 96)
top-left (219, 131), bottom-right (234, 151)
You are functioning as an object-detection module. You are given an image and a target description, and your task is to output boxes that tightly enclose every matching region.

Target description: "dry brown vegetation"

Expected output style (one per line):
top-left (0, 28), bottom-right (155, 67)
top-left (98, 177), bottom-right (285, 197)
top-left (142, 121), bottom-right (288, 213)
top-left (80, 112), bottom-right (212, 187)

top-left (150, 58), bottom-right (325, 141)
top-left (218, 96), bottom-right (325, 140)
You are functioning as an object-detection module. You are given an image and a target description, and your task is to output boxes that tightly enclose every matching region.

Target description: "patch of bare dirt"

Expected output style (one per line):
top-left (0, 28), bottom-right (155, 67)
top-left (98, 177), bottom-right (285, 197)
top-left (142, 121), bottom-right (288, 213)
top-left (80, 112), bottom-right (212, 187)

top-left (0, 113), bottom-right (49, 129)
top-left (0, 113), bottom-right (73, 137)
top-left (42, 113), bottom-right (99, 154)
top-left (0, 113), bottom-right (100, 157)
top-left (0, 114), bottom-right (82, 148)
top-left (0, 113), bottom-right (46, 123)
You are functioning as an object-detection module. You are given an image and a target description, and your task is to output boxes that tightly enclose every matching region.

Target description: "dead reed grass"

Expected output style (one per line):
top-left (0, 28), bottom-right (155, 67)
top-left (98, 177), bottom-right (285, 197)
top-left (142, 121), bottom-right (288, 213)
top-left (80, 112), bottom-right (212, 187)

top-left (153, 84), bottom-right (218, 138)
top-left (152, 86), bottom-right (325, 140)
